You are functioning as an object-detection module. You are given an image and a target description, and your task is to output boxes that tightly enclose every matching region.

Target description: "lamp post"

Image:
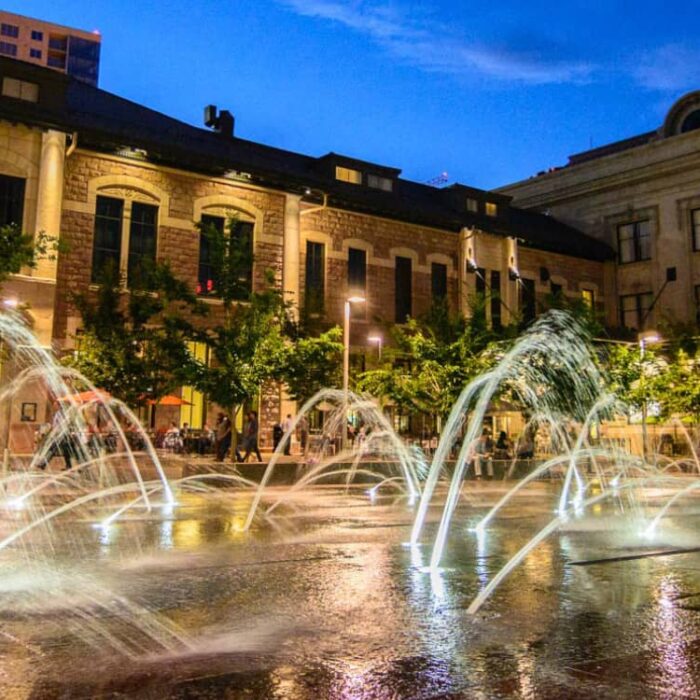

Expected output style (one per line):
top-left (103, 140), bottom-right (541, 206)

top-left (368, 334), bottom-right (382, 361)
top-left (638, 329), bottom-right (661, 461)
top-left (343, 295), bottom-right (366, 448)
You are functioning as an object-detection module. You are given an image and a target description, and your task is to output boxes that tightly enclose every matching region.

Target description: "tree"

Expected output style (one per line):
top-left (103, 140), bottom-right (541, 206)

top-left (0, 224), bottom-right (57, 287)
top-left (356, 298), bottom-right (508, 425)
top-left (65, 260), bottom-right (205, 406)
top-left (279, 326), bottom-right (343, 405)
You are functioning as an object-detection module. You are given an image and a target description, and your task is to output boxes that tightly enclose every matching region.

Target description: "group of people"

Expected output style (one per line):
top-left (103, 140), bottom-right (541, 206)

top-left (471, 428), bottom-right (536, 479)
top-left (214, 410), bottom-right (262, 463)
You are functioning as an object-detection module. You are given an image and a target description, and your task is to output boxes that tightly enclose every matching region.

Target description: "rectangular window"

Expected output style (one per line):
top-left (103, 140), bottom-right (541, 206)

top-left (348, 247), bottom-right (367, 318)
top-left (466, 197), bottom-right (479, 213)
top-left (230, 220), bottom-right (254, 299)
top-left (394, 256), bottom-right (412, 323)
top-left (305, 240), bottom-right (325, 313)
top-left (581, 288), bottom-right (594, 309)
top-left (92, 196), bottom-right (123, 282)
top-left (620, 292), bottom-right (653, 330)
top-left (431, 262), bottom-right (447, 302)
top-left (692, 209), bottom-right (700, 251)
top-left (695, 285), bottom-right (700, 325)
top-left (485, 202), bottom-right (498, 217)
top-left (490, 270), bottom-right (502, 329)
top-left (198, 214), bottom-right (223, 295)
top-left (1, 24), bottom-right (18, 38)
top-left (2, 77), bottom-right (39, 102)
top-left (127, 202), bottom-right (158, 286)
top-left (550, 282), bottom-right (563, 297)
top-left (335, 166), bottom-right (362, 184)
top-left (367, 174), bottom-right (392, 191)
top-left (0, 174), bottom-right (25, 227)
top-left (47, 54), bottom-right (66, 68)
top-left (31, 30), bottom-right (43, 41)
top-left (520, 278), bottom-right (536, 325)
top-left (617, 220), bottom-right (651, 264)
top-left (29, 48), bottom-right (41, 59)
top-left (0, 42), bottom-right (17, 57)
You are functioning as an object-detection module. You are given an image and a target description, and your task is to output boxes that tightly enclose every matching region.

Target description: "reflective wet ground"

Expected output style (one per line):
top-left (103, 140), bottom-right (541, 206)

top-left (2, 481), bottom-right (700, 698)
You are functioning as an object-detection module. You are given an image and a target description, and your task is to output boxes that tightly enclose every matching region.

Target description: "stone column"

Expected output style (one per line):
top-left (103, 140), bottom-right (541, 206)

top-left (503, 237), bottom-right (519, 324)
top-left (33, 130), bottom-right (66, 280)
top-left (283, 194), bottom-right (301, 317)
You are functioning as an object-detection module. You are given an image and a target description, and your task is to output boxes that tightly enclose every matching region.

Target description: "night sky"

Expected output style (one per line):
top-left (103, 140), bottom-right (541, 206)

top-left (11, 1), bottom-right (700, 188)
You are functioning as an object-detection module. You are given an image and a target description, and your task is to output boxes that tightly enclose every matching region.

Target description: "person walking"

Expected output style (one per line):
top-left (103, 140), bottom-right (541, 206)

top-left (298, 414), bottom-right (309, 456)
top-left (241, 410), bottom-right (262, 462)
top-left (214, 412), bottom-right (231, 462)
top-left (281, 413), bottom-right (294, 455)
top-left (473, 428), bottom-right (494, 479)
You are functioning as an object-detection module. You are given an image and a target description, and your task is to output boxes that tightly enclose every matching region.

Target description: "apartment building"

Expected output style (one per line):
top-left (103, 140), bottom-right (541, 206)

top-left (0, 10), bottom-right (100, 86)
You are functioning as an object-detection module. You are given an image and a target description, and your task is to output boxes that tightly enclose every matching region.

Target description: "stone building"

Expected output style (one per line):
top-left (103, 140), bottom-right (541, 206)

top-left (0, 57), bottom-right (612, 448)
top-left (499, 91), bottom-right (700, 333)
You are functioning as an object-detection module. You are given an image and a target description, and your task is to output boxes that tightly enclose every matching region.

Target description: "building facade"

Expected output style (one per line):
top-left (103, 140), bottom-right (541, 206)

top-left (0, 11), bottom-right (100, 86)
top-left (0, 57), bottom-right (612, 449)
top-left (499, 91), bottom-right (700, 333)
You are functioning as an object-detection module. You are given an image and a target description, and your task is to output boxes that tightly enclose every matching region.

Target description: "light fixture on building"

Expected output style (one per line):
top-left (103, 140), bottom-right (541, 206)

top-left (466, 258), bottom-right (478, 273)
top-left (508, 266), bottom-right (520, 281)
top-left (2, 298), bottom-right (19, 308)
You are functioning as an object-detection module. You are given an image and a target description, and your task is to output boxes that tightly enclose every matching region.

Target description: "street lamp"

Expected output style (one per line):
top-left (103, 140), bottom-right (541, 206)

top-left (638, 329), bottom-right (662, 461)
top-left (343, 295), bottom-right (366, 448)
top-left (368, 334), bottom-right (382, 360)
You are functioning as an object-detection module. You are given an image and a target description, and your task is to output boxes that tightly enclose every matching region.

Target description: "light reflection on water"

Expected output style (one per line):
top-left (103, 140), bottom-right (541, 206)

top-left (4, 485), bottom-right (700, 698)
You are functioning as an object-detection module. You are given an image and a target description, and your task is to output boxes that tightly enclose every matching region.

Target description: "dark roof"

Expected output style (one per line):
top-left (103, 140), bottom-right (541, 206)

top-left (0, 57), bottom-right (613, 262)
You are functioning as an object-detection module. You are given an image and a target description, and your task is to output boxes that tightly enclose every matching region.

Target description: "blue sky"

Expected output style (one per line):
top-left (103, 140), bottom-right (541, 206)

top-left (12, 1), bottom-right (700, 188)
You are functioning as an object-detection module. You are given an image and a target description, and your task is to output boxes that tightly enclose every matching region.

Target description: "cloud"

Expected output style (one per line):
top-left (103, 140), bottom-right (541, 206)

top-left (632, 44), bottom-right (700, 92)
top-left (278, 0), bottom-right (594, 85)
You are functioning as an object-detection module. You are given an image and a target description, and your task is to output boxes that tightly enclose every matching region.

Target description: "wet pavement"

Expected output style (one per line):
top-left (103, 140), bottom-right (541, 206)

top-left (2, 481), bottom-right (700, 698)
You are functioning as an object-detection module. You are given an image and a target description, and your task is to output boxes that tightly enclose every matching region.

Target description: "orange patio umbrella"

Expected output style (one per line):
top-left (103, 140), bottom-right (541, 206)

top-left (57, 389), bottom-right (112, 403)
top-left (147, 394), bottom-right (192, 406)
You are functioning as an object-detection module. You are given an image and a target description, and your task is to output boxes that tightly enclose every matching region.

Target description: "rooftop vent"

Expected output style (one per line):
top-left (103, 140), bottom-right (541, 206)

top-left (204, 105), bottom-right (235, 138)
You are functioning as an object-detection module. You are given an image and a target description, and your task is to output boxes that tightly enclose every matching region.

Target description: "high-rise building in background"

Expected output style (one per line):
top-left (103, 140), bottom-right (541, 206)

top-left (0, 10), bottom-right (100, 86)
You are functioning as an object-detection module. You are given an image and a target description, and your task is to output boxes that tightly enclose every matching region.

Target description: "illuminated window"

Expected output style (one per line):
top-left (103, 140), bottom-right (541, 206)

top-left (367, 174), bottom-right (392, 191)
top-left (2, 77), bottom-right (38, 102)
top-left (581, 288), bottom-right (594, 309)
top-left (466, 198), bottom-right (479, 213)
top-left (181, 342), bottom-right (208, 429)
top-left (617, 220), bottom-right (651, 263)
top-left (335, 166), bottom-right (362, 185)
top-left (198, 214), bottom-right (253, 298)
top-left (485, 202), bottom-right (498, 217)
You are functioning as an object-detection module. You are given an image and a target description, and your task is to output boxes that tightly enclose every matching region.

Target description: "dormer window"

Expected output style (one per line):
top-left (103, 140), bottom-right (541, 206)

top-left (2, 77), bottom-right (39, 103)
top-left (335, 166), bottom-right (362, 185)
top-left (466, 197), bottom-right (479, 213)
top-left (485, 202), bottom-right (498, 217)
top-left (367, 174), bottom-right (393, 192)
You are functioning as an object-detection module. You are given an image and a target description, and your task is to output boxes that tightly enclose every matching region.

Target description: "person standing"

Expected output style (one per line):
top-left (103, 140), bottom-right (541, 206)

top-left (215, 412), bottom-right (231, 462)
top-left (281, 413), bottom-right (294, 455)
top-left (242, 410), bottom-right (262, 462)
top-left (36, 401), bottom-right (74, 471)
top-left (473, 428), bottom-right (494, 479)
top-left (298, 414), bottom-right (309, 456)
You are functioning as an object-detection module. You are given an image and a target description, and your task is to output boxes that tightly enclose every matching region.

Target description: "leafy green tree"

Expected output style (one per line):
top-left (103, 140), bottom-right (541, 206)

top-left (65, 260), bottom-right (205, 406)
top-left (279, 326), bottom-right (343, 405)
top-left (0, 225), bottom-right (58, 287)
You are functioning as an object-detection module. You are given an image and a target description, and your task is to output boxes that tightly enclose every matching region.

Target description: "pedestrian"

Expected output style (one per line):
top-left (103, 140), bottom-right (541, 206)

top-left (473, 428), bottom-right (494, 479)
top-left (241, 410), bottom-right (262, 462)
top-left (215, 412), bottom-right (231, 461)
top-left (272, 422), bottom-right (283, 451)
top-left (281, 413), bottom-right (294, 455)
top-left (36, 401), bottom-right (74, 471)
top-left (495, 430), bottom-right (512, 459)
top-left (298, 414), bottom-right (309, 455)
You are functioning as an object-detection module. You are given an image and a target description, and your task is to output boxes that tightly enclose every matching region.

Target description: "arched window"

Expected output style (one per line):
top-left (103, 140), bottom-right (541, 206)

top-left (681, 109), bottom-right (700, 134)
